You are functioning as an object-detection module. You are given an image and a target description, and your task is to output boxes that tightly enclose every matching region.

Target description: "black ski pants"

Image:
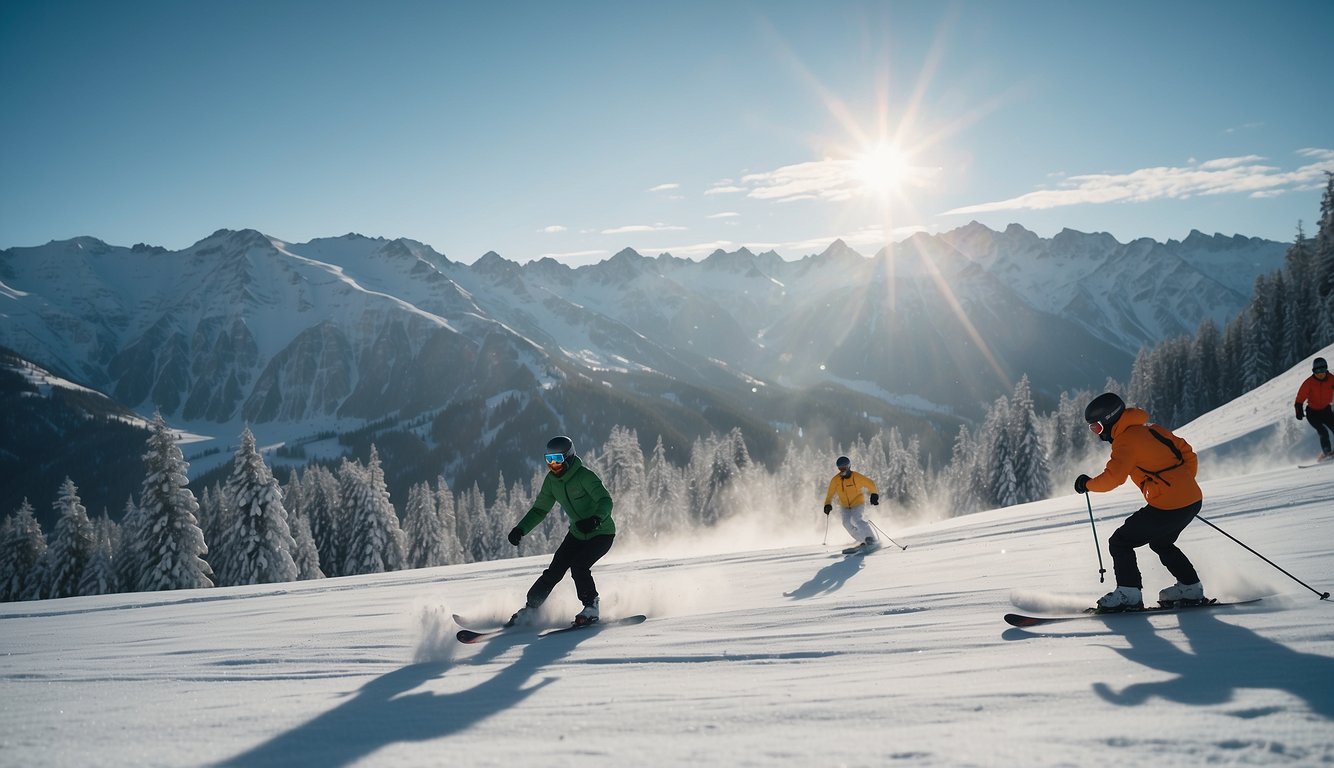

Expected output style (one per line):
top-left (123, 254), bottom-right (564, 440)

top-left (1108, 500), bottom-right (1201, 590)
top-left (526, 531), bottom-right (615, 608)
top-left (1305, 405), bottom-right (1334, 454)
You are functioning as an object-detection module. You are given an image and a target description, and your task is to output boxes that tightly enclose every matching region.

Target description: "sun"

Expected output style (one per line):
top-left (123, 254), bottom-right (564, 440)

top-left (848, 141), bottom-right (911, 199)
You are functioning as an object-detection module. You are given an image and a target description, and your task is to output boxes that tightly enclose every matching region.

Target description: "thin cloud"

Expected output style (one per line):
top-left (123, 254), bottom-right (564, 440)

top-left (737, 157), bottom-right (941, 203)
top-left (707, 212), bottom-right (740, 219)
top-left (648, 183), bottom-right (680, 193)
top-left (601, 223), bottom-right (688, 235)
top-left (539, 249), bottom-right (609, 260)
top-left (944, 150), bottom-right (1334, 216)
top-left (539, 225), bottom-right (567, 233)
top-left (705, 185), bottom-right (746, 195)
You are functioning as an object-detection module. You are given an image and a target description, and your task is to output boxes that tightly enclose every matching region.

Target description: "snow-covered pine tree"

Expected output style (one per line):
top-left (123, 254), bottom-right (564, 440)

top-left (303, 465), bottom-right (343, 577)
top-left (1008, 376), bottom-right (1051, 505)
top-left (600, 426), bottom-right (646, 539)
top-left (0, 499), bottom-right (47, 602)
top-left (115, 496), bottom-right (146, 593)
top-left (983, 397), bottom-right (1019, 509)
top-left (341, 446), bottom-right (406, 575)
top-left (402, 482), bottom-right (449, 569)
top-left (137, 413), bottom-right (214, 591)
top-left (435, 475), bottom-right (464, 565)
top-left (289, 514), bottom-right (325, 580)
top-left (217, 427), bottom-right (298, 586)
top-left (41, 478), bottom-right (97, 599)
top-left (645, 436), bottom-right (689, 537)
top-left (77, 513), bottom-right (121, 596)
top-left (456, 483), bottom-right (488, 563)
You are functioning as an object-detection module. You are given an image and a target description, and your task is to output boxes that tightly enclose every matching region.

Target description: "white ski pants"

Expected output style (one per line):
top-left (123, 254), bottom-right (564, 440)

top-left (839, 504), bottom-right (875, 543)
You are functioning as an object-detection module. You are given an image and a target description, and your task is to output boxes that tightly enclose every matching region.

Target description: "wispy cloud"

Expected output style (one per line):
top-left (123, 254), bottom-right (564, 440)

top-left (944, 149), bottom-right (1334, 216)
top-left (732, 157), bottom-right (941, 204)
top-left (647, 183), bottom-right (680, 193)
top-left (601, 223), bottom-right (688, 235)
top-left (539, 225), bottom-right (567, 233)
top-left (707, 212), bottom-right (740, 219)
top-left (705, 183), bottom-right (746, 196)
top-left (539, 249), bottom-right (609, 260)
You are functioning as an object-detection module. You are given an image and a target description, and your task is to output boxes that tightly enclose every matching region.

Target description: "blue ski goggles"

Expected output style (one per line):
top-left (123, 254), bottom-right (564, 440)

top-left (544, 453), bottom-right (566, 464)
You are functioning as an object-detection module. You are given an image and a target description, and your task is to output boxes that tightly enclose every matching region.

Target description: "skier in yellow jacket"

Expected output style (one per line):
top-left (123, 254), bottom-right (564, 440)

top-left (823, 456), bottom-right (881, 554)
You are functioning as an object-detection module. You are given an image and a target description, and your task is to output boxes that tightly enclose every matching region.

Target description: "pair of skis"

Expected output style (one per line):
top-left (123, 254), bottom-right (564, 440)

top-left (1004, 598), bottom-right (1261, 628)
top-left (455, 614), bottom-right (647, 644)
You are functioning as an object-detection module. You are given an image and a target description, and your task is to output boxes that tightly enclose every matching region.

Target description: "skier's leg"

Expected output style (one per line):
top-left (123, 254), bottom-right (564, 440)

top-left (569, 534), bottom-right (615, 606)
top-left (1148, 502), bottom-right (1202, 585)
top-left (1309, 407), bottom-right (1334, 454)
top-left (841, 504), bottom-right (874, 541)
top-left (1107, 508), bottom-right (1154, 588)
top-left (526, 532), bottom-right (580, 606)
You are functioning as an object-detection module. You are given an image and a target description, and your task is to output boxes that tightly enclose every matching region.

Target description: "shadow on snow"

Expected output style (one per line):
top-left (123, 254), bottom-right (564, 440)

top-left (1091, 608), bottom-right (1334, 720)
top-left (214, 629), bottom-right (595, 767)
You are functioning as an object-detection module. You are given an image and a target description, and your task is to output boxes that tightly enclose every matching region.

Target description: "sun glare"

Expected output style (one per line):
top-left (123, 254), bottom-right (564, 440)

top-left (850, 142), bottom-right (909, 198)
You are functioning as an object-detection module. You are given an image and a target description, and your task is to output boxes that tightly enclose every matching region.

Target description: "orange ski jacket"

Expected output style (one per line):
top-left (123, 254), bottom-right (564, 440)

top-left (1084, 408), bottom-right (1202, 510)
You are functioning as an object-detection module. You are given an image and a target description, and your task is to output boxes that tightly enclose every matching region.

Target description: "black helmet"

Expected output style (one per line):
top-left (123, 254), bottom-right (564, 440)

top-left (1314, 357), bottom-right (1328, 374)
top-left (1085, 392), bottom-right (1125, 440)
top-left (545, 435), bottom-right (574, 463)
top-left (836, 456), bottom-right (851, 469)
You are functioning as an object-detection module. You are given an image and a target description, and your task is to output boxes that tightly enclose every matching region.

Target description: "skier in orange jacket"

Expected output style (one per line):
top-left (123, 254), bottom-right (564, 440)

top-left (1294, 356), bottom-right (1334, 461)
top-left (1075, 392), bottom-right (1205, 612)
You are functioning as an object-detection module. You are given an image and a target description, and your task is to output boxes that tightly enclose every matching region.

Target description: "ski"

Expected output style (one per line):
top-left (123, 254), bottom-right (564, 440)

top-left (538, 614), bottom-right (648, 638)
top-left (1004, 598), bottom-right (1261, 628)
top-left (840, 542), bottom-right (884, 556)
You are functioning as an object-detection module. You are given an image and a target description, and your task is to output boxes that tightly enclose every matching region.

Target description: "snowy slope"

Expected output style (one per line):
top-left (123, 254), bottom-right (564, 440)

top-left (2, 380), bottom-right (1333, 766)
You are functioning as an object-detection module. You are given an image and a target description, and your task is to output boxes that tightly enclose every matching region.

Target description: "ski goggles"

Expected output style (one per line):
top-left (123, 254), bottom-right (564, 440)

top-left (544, 453), bottom-right (566, 464)
top-left (1088, 420), bottom-right (1106, 436)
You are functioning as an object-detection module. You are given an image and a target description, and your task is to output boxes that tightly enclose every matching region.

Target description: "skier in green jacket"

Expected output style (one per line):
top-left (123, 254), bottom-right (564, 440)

top-left (506, 435), bottom-right (616, 627)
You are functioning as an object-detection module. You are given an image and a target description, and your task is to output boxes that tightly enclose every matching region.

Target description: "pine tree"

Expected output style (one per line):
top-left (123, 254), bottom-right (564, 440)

top-left (78, 514), bottom-right (121, 596)
top-left (0, 500), bottom-right (47, 602)
top-left (137, 413), bottom-right (214, 592)
top-left (217, 428), bottom-right (298, 586)
top-left (1007, 376), bottom-right (1051, 504)
top-left (305, 465), bottom-right (344, 577)
top-left (42, 478), bottom-right (97, 598)
top-left (402, 482), bottom-right (449, 568)
top-left (341, 446), bottom-right (406, 575)
top-left (289, 514), bottom-right (325, 580)
top-left (115, 497), bottom-right (146, 593)
top-left (435, 476), bottom-right (464, 565)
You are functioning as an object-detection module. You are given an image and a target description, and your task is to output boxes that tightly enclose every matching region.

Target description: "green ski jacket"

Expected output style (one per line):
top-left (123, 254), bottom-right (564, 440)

top-left (516, 455), bottom-right (615, 540)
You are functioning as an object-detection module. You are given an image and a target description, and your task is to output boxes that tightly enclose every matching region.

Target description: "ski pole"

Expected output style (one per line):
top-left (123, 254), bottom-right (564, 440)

top-left (869, 520), bottom-right (908, 551)
top-left (1194, 513), bottom-right (1330, 600)
top-left (821, 508), bottom-right (831, 545)
top-left (1084, 494), bottom-right (1107, 583)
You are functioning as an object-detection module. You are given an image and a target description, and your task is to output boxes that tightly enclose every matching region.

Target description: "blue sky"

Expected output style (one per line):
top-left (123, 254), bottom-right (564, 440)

top-left (2, 1), bottom-right (1332, 265)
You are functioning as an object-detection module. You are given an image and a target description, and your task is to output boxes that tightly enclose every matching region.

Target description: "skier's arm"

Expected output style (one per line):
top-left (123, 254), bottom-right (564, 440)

top-left (823, 478), bottom-right (838, 506)
top-left (1085, 447), bottom-right (1131, 493)
top-left (858, 473), bottom-right (879, 495)
top-left (516, 481), bottom-right (557, 534)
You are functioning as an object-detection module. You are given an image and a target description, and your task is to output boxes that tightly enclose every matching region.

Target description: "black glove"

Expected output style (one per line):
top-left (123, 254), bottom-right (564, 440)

top-left (507, 526), bottom-right (523, 546)
top-left (575, 516), bottom-right (602, 534)
top-left (1074, 474), bottom-right (1091, 495)
top-left (823, 504), bottom-right (833, 516)
top-left (1296, 403), bottom-right (1305, 421)
top-left (869, 493), bottom-right (879, 506)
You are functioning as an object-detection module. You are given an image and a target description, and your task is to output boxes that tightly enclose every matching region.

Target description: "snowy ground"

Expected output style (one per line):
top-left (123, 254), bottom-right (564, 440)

top-left (3, 349), bottom-right (1334, 767)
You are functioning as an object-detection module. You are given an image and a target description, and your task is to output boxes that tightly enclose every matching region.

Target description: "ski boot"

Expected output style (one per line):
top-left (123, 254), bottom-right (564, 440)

top-left (574, 598), bottom-right (600, 627)
top-left (506, 603), bottom-right (538, 628)
top-left (1095, 585), bottom-right (1144, 613)
top-left (1157, 581), bottom-right (1207, 608)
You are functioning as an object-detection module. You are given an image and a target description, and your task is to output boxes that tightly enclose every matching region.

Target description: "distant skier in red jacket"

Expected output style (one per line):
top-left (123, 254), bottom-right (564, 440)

top-left (1294, 357), bottom-right (1334, 461)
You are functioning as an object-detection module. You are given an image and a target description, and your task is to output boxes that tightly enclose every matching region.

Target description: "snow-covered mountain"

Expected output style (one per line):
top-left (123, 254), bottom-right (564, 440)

top-left (2, 361), bottom-right (1330, 767)
top-left (0, 223), bottom-right (1286, 501)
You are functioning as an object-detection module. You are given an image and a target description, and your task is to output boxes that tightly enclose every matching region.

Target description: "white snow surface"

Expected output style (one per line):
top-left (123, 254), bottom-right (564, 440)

top-left (4, 380), bottom-right (1334, 766)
